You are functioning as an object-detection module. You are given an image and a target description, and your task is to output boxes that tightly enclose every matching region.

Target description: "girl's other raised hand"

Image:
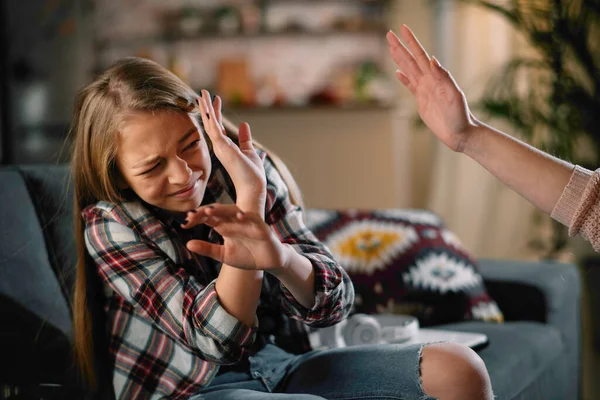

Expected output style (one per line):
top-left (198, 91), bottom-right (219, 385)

top-left (386, 25), bottom-right (477, 153)
top-left (182, 203), bottom-right (290, 271)
top-left (197, 90), bottom-right (267, 216)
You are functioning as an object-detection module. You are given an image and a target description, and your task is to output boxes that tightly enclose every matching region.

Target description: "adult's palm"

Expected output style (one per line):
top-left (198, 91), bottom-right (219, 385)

top-left (387, 25), bottom-right (476, 152)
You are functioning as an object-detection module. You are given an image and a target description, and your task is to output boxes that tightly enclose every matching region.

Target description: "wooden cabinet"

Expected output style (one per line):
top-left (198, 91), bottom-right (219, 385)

top-left (233, 106), bottom-right (412, 209)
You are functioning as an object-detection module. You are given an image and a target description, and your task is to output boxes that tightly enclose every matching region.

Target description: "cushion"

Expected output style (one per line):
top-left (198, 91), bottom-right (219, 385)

top-left (305, 209), bottom-right (503, 326)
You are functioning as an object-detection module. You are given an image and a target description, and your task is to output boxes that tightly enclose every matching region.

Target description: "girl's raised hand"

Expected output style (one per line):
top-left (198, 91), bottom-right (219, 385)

top-left (182, 204), bottom-right (289, 270)
top-left (197, 90), bottom-right (266, 216)
top-left (387, 25), bottom-right (476, 152)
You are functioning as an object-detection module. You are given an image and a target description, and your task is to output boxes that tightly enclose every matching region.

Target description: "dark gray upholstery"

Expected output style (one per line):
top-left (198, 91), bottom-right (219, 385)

top-left (0, 169), bottom-right (72, 386)
top-left (477, 259), bottom-right (581, 399)
top-left (19, 165), bottom-right (77, 302)
top-left (0, 165), bottom-right (582, 400)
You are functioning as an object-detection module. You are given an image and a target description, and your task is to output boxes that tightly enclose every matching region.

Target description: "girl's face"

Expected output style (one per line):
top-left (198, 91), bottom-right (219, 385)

top-left (116, 110), bottom-right (212, 213)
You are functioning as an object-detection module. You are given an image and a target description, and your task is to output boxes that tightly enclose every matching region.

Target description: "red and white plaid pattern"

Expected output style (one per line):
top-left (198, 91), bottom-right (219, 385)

top-left (83, 155), bottom-right (354, 400)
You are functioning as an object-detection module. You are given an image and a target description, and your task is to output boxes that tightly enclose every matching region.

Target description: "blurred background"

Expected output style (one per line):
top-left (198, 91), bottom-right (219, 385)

top-left (1, 0), bottom-right (600, 398)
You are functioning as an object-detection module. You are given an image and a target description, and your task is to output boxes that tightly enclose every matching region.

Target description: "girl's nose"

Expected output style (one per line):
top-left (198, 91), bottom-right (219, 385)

top-left (168, 158), bottom-right (193, 185)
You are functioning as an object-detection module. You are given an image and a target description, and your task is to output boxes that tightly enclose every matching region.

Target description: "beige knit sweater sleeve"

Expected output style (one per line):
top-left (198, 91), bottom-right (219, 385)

top-left (551, 166), bottom-right (600, 251)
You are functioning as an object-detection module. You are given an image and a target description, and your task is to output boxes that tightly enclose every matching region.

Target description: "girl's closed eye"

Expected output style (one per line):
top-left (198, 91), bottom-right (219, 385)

top-left (184, 139), bottom-right (201, 151)
top-left (142, 161), bottom-right (162, 175)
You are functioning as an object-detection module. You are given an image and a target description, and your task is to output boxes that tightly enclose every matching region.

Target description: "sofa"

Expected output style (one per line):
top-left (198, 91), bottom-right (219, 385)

top-left (0, 165), bottom-right (582, 400)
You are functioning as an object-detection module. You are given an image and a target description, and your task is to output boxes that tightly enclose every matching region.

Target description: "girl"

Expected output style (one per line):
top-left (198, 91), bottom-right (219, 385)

top-left (70, 57), bottom-right (493, 400)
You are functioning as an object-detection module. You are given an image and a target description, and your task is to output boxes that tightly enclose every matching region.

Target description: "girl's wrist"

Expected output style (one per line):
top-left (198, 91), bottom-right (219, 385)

top-left (236, 198), bottom-right (266, 219)
top-left (267, 243), bottom-right (295, 279)
top-left (267, 244), bottom-right (316, 309)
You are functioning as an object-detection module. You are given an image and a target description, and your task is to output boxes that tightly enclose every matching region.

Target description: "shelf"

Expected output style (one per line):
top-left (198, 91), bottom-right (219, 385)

top-left (226, 103), bottom-right (396, 113)
top-left (264, 0), bottom-right (391, 4)
top-left (95, 27), bottom-right (389, 50)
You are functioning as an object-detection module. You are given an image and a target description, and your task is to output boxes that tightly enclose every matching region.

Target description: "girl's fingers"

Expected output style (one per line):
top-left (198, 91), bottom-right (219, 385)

top-left (186, 240), bottom-right (224, 262)
top-left (197, 95), bottom-right (216, 138)
top-left (399, 25), bottom-right (431, 74)
top-left (181, 212), bottom-right (207, 229)
top-left (199, 90), bottom-right (245, 167)
top-left (203, 204), bottom-right (243, 219)
top-left (183, 213), bottom-right (229, 229)
top-left (210, 217), bottom-right (259, 238)
top-left (184, 213), bottom-right (259, 240)
top-left (183, 205), bottom-right (217, 227)
top-left (212, 95), bottom-right (225, 131)
top-left (198, 92), bottom-right (227, 146)
top-left (202, 90), bottom-right (219, 129)
top-left (237, 122), bottom-right (255, 153)
top-left (203, 216), bottom-right (223, 228)
top-left (386, 30), bottom-right (422, 81)
top-left (182, 204), bottom-right (248, 228)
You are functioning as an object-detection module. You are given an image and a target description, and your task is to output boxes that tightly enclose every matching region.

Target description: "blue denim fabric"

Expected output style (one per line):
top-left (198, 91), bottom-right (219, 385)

top-left (190, 343), bottom-right (436, 400)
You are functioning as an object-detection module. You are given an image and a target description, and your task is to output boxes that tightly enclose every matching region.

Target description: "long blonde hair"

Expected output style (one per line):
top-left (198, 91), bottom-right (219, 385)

top-left (70, 57), bottom-right (303, 386)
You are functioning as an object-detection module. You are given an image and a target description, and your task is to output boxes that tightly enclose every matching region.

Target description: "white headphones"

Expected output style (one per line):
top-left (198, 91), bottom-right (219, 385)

top-left (308, 314), bottom-right (420, 350)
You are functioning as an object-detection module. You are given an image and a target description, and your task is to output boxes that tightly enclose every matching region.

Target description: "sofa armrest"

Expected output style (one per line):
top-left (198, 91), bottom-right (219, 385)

top-left (478, 259), bottom-right (582, 398)
top-left (478, 259), bottom-right (581, 325)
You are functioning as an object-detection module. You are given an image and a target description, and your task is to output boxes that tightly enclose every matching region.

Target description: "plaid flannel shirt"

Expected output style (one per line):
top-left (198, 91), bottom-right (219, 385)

top-left (83, 154), bottom-right (354, 400)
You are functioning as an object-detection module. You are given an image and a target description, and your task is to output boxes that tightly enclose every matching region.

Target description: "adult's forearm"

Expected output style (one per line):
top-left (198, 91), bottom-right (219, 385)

top-left (215, 266), bottom-right (263, 327)
top-left (463, 120), bottom-right (574, 214)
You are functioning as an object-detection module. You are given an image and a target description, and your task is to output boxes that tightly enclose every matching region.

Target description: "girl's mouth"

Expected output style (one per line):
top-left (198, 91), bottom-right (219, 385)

top-left (169, 179), bottom-right (199, 198)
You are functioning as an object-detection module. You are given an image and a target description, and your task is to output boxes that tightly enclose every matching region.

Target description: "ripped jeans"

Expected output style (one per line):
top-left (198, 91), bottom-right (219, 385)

top-left (191, 343), bottom-right (437, 400)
